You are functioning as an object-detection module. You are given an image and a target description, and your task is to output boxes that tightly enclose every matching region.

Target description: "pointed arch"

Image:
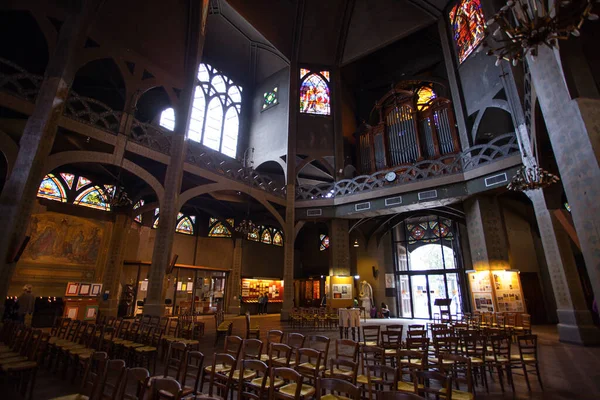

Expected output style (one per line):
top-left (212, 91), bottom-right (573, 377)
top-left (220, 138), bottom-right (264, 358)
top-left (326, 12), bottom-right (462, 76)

top-left (261, 228), bottom-right (272, 244)
top-left (176, 217), bottom-right (194, 235)
top-left (222, 107), bottom-right (239, 158)
top-left (203, 97), bottom-right (223, 151)
top-left (188, 86), bottom-right (206, 142)
top-left (159, 107), bottom-right (175, 131)
top-left (300, 72), bottom-right (330, 115)
top-left (273, 230), bottom-right (284, 246)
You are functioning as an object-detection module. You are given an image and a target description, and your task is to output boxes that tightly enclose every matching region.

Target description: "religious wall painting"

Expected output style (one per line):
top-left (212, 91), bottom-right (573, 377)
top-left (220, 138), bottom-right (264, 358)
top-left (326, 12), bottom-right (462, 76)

top-left (23, 213), bottom-right (105, 266)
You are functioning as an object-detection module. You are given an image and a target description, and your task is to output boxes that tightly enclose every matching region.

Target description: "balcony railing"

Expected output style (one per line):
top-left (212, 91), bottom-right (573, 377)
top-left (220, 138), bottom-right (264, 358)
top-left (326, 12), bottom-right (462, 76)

top-left (0, 57), bottom-right (43, 102)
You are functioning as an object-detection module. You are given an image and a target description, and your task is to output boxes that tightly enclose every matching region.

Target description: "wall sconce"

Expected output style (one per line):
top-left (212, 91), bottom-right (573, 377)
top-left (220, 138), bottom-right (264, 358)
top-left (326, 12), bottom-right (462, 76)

top-left (372, 266), bottom-right (379, 279)
top-left (353, 239), bottom-right (359, 248)
top-left (354, 275), bottom-right (360, 280)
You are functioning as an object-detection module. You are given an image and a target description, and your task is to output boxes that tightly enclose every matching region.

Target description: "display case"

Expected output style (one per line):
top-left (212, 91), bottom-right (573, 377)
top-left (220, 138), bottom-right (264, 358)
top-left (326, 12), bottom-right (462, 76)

top-left (241, 278), bottom-right (283, 314)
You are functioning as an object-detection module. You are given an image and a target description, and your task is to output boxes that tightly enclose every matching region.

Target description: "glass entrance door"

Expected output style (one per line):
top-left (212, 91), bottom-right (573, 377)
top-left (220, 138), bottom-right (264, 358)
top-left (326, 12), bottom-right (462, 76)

top-left (409, 274), bottom-right (448, 319)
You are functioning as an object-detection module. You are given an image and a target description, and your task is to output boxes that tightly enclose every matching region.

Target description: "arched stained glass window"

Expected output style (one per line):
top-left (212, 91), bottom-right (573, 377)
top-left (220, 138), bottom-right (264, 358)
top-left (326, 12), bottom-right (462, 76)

top-left (176, 217), bottom-right (194, 235)
top-left (159, 107), bottom-right (175, 131)
top-left (209, 222), bottom-right (232, 238)
top-left (261, 229), bottom-right (272, 244)
top-left (449, 0), bottom-right (486, 63)
top-left (416, 87), bottom-right (437, 111)
top-left (248, 226), bottom-right (260, 241)
top-left (74, 186), bottom-right (109, 211)
top-left (320, 234), bottom-right (330, 251)
top-left (153, 217), bottom-right (159, 228)
top-left (37, 174), bottom-right (67, 202)
top-left (133, 199), bottom-right (145, 210)
top-left (273, 231), bottom-right (283, 246)
top-left (60, 173), bottom-right (75, 189)
top-left (300, 70), bottom-right (330, 116)
top-left (76, 176), bottom-right (92, 191)
top-left (161, 63), bottom-right (242, 157)
top-left (135, 215), bottom-right (142, 223)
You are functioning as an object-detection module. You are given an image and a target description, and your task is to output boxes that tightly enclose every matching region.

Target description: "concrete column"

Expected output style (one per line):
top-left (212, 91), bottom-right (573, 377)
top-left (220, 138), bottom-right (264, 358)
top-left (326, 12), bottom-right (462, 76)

top-left (281, 187), bottom-right (295, 321)
top-left (227, 238), bottom-right (243, 315)
top-left (99, 212), bottom-right (132, 317)
top-left (527, 190), bottom-right (599, 344)
top-left (527, 46), bottom-right (600, 310)
top-left (0, 1), bottom-right (103, 314)
top-left (144, 1), bottom-right (209, 317)
top-left (329, 219), bottom-right (350, 276)
top-left (464, 196), bottom-right (511, 270)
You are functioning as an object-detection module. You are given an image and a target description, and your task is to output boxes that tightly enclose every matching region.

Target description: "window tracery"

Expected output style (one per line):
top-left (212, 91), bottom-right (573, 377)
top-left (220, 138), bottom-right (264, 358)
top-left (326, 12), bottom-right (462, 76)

top-left (449, 0), bottom-right (486, 63)
top-left (300, 69), bottom-right (330, 116)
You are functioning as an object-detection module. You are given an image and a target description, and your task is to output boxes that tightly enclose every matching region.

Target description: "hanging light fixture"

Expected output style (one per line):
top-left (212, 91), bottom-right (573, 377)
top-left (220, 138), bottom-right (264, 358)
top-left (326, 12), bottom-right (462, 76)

top-left (353, 239), bottom-right (359, 248)
top-left (507, 165), bottom-right (560, 191)
top-left (485, 0), bottom-right (598, 66)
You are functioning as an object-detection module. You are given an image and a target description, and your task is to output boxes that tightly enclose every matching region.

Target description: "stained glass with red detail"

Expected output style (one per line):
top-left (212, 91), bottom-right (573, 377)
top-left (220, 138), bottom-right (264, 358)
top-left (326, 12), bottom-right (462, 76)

top-left (449, 0), bottom-right (486, 63)
top-left (37, 174), bottom-right (66, 202)
top-left (300, 72), bottom-right (330, 116)
top-left (60, 173), bottom-right (75, 189)
top-left (176, 217), bottom-right (194, 235)
top-left (76, 176), bottom-right (92, 191)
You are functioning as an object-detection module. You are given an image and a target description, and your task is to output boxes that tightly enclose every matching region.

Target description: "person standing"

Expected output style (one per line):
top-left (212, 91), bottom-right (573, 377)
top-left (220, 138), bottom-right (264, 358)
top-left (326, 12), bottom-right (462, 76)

top-left (257, 293), bottom-right (264, 315)
top-left (263, 292), bottom-right (269, 315)
top-left (17, 285), bottom-right (35, 324)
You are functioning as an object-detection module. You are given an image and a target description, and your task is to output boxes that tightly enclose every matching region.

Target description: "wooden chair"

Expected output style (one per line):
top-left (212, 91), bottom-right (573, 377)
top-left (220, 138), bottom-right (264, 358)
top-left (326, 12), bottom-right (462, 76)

top-left (245, 312), bottom-right (260, 339)
top-left (50, 351), bottom-right (108, 400)
top-left (118, 367), bottom-right (149, 400)
top-left (285, 333), bottom-right (305, 367)
top-left (151, 377), bottom-right (183, 400)
top-left (406, 330), bottom-right (427, 339)
top-left (232, 339), bottom-right (263, 386)
top-left (512, 334), bottom-right (543, 391)
top-left (334, 339), bottom-right (360, 362)
top-left (461, 335), bottom-right (488, 391)
top-left (295, 347), bottom-right (323, 385)
top-left (134, 325), bottom-right (162, 374)
top-left (366, 364), bottom-right (398, 400)
top-left (1, 331), bottom-right (47, 400)
top-left (269, 367), bottom-right (315, 400)
top-left (214, 311), bottom-right (233, 346)
top-left (199, 337), bottom-right (240, 390)
top-left (99, 359), bottom-right (126, 400)
top-left (413, 370), bottom-right (452, 399)
top-left (238, 359), bottom-right (269, 400)
top-left (180, 351), bottom-right (204, 397)
top-left (324, 358), bottom-right (358, 383)
top-left (486, 334), bottom-right (514, 392)
top-left (357, 346), bottom-right (385, 388)
top-left (206, 353), bottom-right (236, 400)
top-left (260, 330), bottom-right (283, 362)
top-left (268, 343), bottom-right (293, 368)
top-left (362, 326), bottom-right (381, 346)
top-left (381, 330), bottom-right (402, 365)
top-left (317, 377), bottom-right (360, 399)
top-left (440, 353), bottom-right (474, 400)
top-left (307, 335), bottom-right (330, 365)
top-left (396, 350), bottom-right (425, 393)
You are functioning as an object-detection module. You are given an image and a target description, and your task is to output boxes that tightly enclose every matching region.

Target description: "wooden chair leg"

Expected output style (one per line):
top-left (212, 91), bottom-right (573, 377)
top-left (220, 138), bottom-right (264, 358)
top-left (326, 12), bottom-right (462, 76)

top-left (522, 363), bottom-right (531, 391)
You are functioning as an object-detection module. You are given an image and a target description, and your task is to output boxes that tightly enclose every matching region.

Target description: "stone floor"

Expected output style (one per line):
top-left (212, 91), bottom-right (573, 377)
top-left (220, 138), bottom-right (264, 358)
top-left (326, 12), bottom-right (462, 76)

top-left (2, 314), bottom-right (599, 399)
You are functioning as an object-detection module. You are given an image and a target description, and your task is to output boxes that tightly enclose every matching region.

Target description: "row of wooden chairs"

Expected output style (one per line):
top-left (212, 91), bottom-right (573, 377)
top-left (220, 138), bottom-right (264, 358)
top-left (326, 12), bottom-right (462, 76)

top-left (289, 307), bottom-right (340, 330)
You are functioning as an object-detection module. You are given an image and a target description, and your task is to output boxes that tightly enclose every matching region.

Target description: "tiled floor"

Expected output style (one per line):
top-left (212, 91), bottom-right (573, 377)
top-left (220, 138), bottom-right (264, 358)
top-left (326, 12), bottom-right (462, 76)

top-left (2, 314), bottom-right (599, 399)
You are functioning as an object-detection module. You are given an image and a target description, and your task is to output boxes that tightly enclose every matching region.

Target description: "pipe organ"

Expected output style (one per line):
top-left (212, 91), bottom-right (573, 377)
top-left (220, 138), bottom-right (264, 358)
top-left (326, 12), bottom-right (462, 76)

top-left (356, 86), bottom-right (460, 174)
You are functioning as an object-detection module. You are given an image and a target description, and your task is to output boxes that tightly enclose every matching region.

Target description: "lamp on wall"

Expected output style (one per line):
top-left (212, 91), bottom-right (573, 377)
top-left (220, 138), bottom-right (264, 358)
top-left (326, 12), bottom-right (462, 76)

top-left (485, 0), bottom-right (597, 66)
top-left (372, 266), bottom-right (379, 279)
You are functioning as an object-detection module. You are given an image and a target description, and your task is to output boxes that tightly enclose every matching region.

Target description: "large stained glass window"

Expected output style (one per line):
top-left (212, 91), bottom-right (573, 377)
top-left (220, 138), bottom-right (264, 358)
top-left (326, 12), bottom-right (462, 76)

top-left (176, 217), bottom-right (194, 235)
top-left (37, 174), bottom-right (67, 202)
top-left (262, 87), bottom-right (278, 111)
top-left (449, 0), bottom-right (486, 63)
top-left (73, 186), bottom-right (110, 211)
top-left (160, 64), bottom-right (242, 158)
top-left (320, 234), bottom-right (330, 251)
top-left (300, 69), bottom-right (330, 116)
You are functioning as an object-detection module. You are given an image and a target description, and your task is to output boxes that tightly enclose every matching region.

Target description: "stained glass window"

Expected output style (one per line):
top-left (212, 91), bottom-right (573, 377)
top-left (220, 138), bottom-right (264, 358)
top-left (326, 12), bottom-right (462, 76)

top-left (300, 70), bottom-right (330, 116)
top-left (177, 212), bottom-right (184, 220)
top-left (248, 226), bottom-right (260, 242)
top-left (60, 173), bottom-right (75, 189)
top-left (176, 217), bottom-right (194, 235)
top-left (155, 208), bottom-right (160, 216)
top-left (564, 202), bottom-right (571, 213)
top-left (209, 222), bottom-right (232, 238)
top-left (261, 229), bottom-right (272, 244)
top-left (449, 0), bottom-right (486, 63)
top-left (319, 234), bottom-right (330, 251)
top-left (190, 215), bottom-right (196, 223)
top-left (37, 174), bottom-right (67, 202)
top-left (273, 231), bottom-right (284, 246)
top-left (416, 87), bottom-right (437, 110)
top-left (133, 199), bottom-right (145, 210)
top-left (159, 107), bottom-right (175, 131)
top-left (262, 87), bottom-right (278, 110)
top-left (153, 217), bottom-right (159, 229)
top-left (73, 186), bottom-right (109, 211)
top-left (135, 215), bottom-right (142, 223)
top-left (76, 176), bottom-right (92, 191)
top-left (173, 63), bottom-right (242, 158)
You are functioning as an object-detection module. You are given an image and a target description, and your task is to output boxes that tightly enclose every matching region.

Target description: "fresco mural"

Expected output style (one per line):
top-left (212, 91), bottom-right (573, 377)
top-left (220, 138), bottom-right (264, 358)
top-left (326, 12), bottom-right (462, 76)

top-left (23, 213), bottom-right (105, 266)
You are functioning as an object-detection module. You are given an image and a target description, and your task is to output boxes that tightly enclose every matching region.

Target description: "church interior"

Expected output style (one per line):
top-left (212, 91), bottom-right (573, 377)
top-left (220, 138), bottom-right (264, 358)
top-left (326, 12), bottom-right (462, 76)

top-left (0, 0), bottom-right (599, 399)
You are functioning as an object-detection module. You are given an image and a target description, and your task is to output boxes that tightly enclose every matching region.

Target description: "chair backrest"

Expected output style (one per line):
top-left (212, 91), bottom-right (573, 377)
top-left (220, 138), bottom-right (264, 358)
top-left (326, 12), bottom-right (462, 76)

top-left (152, 377), bottom-right (183, 400)
top-left (462, 334), bottom-right (486, 358)
top-left (406, 329), bottom-right (427, 339)
top-left (224, 335), bottom-right (243, 359)
top-left (266, 329), bottom-right (284, 346)
top-left (296, 347), bottom-right (323, 374)
top-left (361, 345), bottom-right (385, 373)
top-left (238, 359), bottom-right (268, 400)
top-left (440, 353), bottom-right (473, 395)
top-left (405, 337), bottom-right (429, 352)
top-left (521, 314), bottom-right (531, 330)
top-left (517, 334), bottom-right (538, 359)
top-left (268, 343), bottom-right (293, 368)
top-left (117, 320), bottom-right (131, 339)
top-left (269, 367), bottom-right (304, 400)
top-left (362, 326), bottom-right (381, 345)
top-left (141, 314), bottom-right (151, 325)
top-left (164, 342), bottom-right (187, 380)
top-left (328, 358), bottom-right (358, 383)
top-left (407, 324), bottom-right (424, 331)
top-left (241, 338), bottom-right (263, 360)
top-left (433, 335), bottom-right (459, 357)
top-left (119, 367), bottom-right (149, 400)
top-left (166, 319), bottom-right (178, 336)
top-left (286, 332), bottom-right (306, 350)
top-left (80, 351), bottom-right (108, 399)
top-left (366, 364), bottom-right (398, 399)
top-left (66, 320), bottom-right (81, 341)
top-left (397, 350), bottom-right (425, 382)
top-left (245, 312), bottom-right (252, 330)
top-left (207, 353), bottom-right (236, 398)
top-left (317, 377), bottom-right (359, 400)
top-left (101, 359), bottom-right (127, 400)
top-left (308, 335), bottom-right (330, 360)
top-left (180, 351), bottom-right (204, 395)
top-left (505, 312), bottom-right (517, 326)
top-left (490, 334), bottom-right (511, 360)
top-left (413, 370), bottom-right (451, 398)
top-left (57, 317), bottom-right (72, 338)
top-left (336, 339), bottom-right (359, 362)
top-left (381, 330), bottom-right (402, 350)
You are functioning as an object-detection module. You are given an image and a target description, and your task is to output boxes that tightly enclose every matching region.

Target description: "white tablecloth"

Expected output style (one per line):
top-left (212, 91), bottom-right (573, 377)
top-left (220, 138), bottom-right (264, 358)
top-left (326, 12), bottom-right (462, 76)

top-left (339, 308), bottom-right (361, 327)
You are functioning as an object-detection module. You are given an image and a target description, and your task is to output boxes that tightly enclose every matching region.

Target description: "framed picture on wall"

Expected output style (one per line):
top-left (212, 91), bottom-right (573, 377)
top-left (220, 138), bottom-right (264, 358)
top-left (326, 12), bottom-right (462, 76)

top-left (79, 283), bottom-right (91, 296)
top-left (91, 284), bottom-right (102, 296)
top-left (84, 305), bottom-right (98, 321)
top-left (65, 282), bottom-right (80, 297)
top-left (65, 305), bottom-right (79, 319)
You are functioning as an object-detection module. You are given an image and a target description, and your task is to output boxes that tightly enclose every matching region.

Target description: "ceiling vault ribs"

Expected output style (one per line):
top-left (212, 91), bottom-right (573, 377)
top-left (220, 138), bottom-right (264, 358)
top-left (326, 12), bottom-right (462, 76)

top-left (335, 0), bottom-right (356, 66)
top-left (405, 0), bottom-right (442, 19)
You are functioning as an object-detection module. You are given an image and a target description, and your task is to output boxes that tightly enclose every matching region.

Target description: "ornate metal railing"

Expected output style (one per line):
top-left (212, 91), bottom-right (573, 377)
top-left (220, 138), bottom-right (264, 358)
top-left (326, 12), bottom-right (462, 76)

top-left (129, 119), bottom-right (173, 155)
top-left (0, 57), bottom-right (43, 102)
top-left (186, 141), bottom-right (287, 197)
top-left (296, 133), bottom-right (520, 200)
top-left (64, 92), bottom-right (122, 133)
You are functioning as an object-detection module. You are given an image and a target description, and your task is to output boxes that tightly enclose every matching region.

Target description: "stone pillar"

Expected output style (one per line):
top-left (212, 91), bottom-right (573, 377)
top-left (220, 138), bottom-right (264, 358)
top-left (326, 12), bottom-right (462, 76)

top-left (144, 1), bottom-right (209, 317)
top-left (464, 196), bottom-right (511, 270)
top-left (99, 212), bottom-right (132, 317)
top-left (527, 190), bottom-right (600, 344)
top-left (527, 46), bottom-right (600, 311)
top-left (0, 1), bottom-right (103, 314)
top-left (227, 238), bottom-right (243, 315)
top-left (329, 219), bottom-right (350, 276)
